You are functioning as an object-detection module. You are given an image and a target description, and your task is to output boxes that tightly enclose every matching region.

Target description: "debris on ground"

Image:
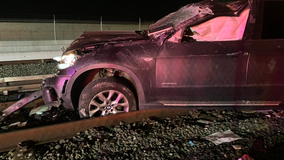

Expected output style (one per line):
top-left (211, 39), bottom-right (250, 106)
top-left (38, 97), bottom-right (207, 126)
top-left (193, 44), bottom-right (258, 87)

top-left (257, 109), bottom-right (282, 118)
top-left (197, 119), bottom-right (213, 124)
top-left (8, 121), bottom-right (27, 128)
top-left (205, 130), bottom-right (242, 145)
top-left (232, 144), bottom-right (244, 150)
top-left (29, 105), bottom-right (50, 116)
top-left (189, 141), bottom-right (195, 146)
top-left (26, 106), bottom-right (79, 126)
top-left (0, 105), bottom-right (79, 133)
top-left (9, 140), bottom-right (38, 160)
top-left (0, 109), bottom-right (29, 131)
top-left (0, 109), bottom-right (283, 160)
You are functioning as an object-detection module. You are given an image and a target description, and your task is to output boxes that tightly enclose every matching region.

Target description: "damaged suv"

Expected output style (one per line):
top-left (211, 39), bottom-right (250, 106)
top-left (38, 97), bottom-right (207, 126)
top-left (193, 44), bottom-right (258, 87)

top-left (2, 0), bottom-right (284, 120)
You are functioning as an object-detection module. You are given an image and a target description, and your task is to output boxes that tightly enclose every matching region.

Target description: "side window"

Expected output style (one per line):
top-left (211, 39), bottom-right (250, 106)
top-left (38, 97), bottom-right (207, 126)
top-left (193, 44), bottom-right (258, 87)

top-left (183, 8), bottom-right (250, 42)
top-left (261, 1), bottom-right (284, 39)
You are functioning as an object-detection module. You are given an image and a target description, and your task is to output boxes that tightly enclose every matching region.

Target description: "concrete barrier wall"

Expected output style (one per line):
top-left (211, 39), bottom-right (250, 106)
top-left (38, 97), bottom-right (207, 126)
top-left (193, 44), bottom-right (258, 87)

top-left (0, 40), bottom-right (72, 61)
top-left (0, 22), bottom-right (151, 41)
top-left (0, 21), bottom-right (151, 61)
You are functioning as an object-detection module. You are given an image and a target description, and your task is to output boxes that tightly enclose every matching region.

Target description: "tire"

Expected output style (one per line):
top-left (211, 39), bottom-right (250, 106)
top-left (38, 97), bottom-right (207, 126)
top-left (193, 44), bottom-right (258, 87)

top-left (78, 77), bottom-right (137, 118)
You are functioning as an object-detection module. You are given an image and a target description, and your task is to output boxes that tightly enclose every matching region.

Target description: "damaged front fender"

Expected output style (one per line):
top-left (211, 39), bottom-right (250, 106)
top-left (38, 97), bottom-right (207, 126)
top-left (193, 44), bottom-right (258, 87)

top-left (0, 90), bottom-right (42, 122)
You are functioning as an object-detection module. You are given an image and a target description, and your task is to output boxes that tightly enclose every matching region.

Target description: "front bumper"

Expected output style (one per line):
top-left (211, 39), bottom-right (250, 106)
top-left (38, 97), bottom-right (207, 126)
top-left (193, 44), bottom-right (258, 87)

top-left (41, 67), bottom-right (76, 109)
top-left (41, 76), bottom-right (71, 106)
top-left (0, 67), bottom-right (76, 122)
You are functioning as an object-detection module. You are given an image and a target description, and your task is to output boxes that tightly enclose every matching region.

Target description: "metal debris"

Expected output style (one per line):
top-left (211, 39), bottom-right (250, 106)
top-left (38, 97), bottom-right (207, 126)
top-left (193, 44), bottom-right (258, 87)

top-left (232, 145), bottom-right (244, 150)
top-left (197, 119), bottom-right (212, 124)
top-left (205, 130), bottom-right (242, 145)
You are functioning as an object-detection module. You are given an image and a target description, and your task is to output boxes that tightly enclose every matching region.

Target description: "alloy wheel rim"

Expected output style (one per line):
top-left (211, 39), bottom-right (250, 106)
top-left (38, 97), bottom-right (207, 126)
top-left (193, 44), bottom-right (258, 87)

top-left (88, 90), bottom-right (129, 117)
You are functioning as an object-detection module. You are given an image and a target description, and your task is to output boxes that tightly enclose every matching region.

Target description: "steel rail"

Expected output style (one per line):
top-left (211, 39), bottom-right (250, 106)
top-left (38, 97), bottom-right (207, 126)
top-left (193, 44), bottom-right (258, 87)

top-left (0, 74), bottom-right (53, 93)
top-left (0, 109), bottom-right (192, 153)
top-left (0, 59), bottom-right (54, 65)
top-left (0, 74), bottom-right (53, 83)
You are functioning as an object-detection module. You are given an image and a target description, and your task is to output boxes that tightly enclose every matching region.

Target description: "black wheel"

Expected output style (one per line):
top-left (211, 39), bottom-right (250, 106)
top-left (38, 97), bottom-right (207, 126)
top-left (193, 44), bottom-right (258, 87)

top-left (78, 77), bottom-right (137, 118)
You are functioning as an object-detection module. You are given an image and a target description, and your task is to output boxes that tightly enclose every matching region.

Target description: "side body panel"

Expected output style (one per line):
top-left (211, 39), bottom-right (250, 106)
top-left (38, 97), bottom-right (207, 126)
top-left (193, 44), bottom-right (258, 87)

top-left (156, 41), bottom-right (250, 101)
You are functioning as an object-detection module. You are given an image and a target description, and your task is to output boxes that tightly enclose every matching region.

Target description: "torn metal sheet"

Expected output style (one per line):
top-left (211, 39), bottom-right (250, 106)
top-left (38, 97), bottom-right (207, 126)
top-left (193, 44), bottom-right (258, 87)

top-left (0, 90), bottom-right (42, 122)
top-left (205, 130), bottom-right (242, 145)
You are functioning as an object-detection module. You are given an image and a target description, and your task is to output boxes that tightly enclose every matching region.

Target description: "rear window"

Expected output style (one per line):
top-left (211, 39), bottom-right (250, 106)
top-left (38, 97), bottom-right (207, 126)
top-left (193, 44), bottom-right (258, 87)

top-left (261, 1), bottom-right (284, 39)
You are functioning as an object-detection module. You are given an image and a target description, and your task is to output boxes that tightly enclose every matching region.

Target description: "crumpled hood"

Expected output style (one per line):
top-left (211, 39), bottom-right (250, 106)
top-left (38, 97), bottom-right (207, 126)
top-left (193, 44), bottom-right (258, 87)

top-left (65, 31), bottom-right (149, 52)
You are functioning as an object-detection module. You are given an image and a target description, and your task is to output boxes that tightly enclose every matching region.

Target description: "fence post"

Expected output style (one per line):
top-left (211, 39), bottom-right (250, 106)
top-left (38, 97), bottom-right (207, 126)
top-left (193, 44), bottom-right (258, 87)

top-left (53, 14), bottom-right (57, 43)
top-left (100, 16), bottom-right (103, 31)
top-left (139, 17), bottom-right (141, 30)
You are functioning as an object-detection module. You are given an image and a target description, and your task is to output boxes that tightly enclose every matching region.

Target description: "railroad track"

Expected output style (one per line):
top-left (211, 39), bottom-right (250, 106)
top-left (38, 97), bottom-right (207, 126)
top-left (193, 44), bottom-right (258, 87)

top-left (0, 74), bottom-right (53, 96)
top-left (0, 59), bottom-right (54, 65)
top-left (0, 61), bottom-right (283, 156)
top-left (0, 108), bottom-right (192, 153)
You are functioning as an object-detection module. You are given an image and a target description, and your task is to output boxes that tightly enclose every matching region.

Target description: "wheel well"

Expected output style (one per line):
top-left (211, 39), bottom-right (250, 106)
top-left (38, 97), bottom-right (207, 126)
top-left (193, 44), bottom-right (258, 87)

top-left (70, 68), bottom-right (138, 110)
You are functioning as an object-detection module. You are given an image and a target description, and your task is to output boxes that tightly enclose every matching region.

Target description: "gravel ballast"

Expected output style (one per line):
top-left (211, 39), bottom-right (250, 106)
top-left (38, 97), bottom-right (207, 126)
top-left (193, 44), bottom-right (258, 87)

top-left (0, 62), bottom-right (57, 102)
top-left (0, 62), bottom-right (57, 78)
top-left (1, 109), bottom-right (283, 160)
top-left (1, 63), bottom-right (284, 159)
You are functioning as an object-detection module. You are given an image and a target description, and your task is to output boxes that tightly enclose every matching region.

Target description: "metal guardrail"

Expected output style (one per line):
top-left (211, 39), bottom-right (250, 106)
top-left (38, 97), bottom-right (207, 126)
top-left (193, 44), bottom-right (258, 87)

top-left (0, 74), bottom-right (54, 94)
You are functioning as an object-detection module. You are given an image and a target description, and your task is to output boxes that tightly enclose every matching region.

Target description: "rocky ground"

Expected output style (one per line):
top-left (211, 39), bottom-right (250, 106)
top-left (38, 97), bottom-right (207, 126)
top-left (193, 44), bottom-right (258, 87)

top-left (1, 63), bottom-right (284, 159)
top-left (0, 109), bottom-right (284, 160)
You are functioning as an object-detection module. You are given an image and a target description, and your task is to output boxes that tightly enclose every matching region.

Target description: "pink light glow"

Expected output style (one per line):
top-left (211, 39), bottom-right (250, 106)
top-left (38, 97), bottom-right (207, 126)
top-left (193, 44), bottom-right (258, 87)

top-left (190, 8), bottom-right (250, 41)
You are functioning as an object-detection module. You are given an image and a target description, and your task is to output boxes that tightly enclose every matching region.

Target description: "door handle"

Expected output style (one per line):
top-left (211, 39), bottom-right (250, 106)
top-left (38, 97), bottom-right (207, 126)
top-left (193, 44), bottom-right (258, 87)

top-left (227, 51), bottom-right (248, 57)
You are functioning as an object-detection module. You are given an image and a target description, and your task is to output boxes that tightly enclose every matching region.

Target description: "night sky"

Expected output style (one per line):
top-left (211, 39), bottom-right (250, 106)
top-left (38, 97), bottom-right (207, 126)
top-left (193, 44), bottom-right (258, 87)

top-left (0, 0), bottom-right (202, 22)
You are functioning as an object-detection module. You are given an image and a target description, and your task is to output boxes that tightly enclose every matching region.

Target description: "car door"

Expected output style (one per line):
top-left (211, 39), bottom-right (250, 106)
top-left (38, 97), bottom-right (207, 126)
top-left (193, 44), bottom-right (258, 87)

top-left (156, 40), bottom-right (249, 102)
top-left (155, 11), bottom-right (251, 102)
top-left (246, 40), bottom-right (284, 101)
top-left (244, 0), bottom-right (284, 102)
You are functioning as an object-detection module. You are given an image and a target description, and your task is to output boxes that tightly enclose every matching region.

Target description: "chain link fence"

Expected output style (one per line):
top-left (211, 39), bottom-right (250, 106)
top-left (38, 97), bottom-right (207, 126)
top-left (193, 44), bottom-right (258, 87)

top-left (0, 16), bottom-right (153, 41)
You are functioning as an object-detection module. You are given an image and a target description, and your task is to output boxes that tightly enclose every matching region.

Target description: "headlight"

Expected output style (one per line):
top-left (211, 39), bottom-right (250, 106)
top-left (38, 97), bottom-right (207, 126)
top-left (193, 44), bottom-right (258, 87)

top-left (53, 50), bottom-right (80, 70)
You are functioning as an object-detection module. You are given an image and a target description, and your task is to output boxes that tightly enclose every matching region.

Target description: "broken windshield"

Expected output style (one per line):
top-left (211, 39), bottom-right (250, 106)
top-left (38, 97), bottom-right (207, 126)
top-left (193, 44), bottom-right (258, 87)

top-left (147, 0), bottom-right (249, 34)
top-left (148, 2), bottom-right (214, 32)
